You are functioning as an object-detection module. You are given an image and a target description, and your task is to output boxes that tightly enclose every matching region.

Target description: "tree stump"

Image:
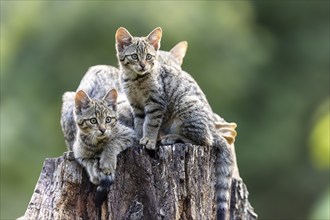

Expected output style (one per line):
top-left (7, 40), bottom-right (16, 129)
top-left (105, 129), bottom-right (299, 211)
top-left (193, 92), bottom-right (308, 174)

top-left (21, 144), bottom-right (257, 220)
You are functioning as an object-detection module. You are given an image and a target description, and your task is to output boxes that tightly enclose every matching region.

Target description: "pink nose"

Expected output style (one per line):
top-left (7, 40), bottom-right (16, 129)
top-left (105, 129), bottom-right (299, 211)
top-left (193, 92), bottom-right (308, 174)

top-left (99, 128), bottom-right (106, 134)
top-left (140, 62), bottom-right (146, 69)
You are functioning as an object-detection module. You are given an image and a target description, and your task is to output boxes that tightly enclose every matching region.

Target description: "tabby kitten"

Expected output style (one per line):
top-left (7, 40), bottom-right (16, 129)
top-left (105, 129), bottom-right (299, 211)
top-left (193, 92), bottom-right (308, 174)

top-left (61, 41), bottom-right (188, 150)
top-left (116, 27), bottom-right (233, 220)
top-left (73, 88), bottom-right (136, 204)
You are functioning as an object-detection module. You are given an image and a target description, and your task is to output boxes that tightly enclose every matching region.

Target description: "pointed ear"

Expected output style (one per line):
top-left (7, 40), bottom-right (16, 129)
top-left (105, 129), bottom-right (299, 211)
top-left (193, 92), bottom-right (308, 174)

top-left (170, 41), bottom-right (188, 65)
top-left (147, 27), bottom-right (162, 50)
top-left (103, 89), bottom-right (118, 109)
top-left (115, 27), bottom-right (133, 51)
top-left (75, 90), bottom-right (91, 113)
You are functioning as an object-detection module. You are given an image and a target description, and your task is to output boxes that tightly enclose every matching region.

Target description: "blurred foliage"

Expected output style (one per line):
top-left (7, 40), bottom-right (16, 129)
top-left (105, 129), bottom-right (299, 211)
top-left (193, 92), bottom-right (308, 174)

top-left (309, 99), bottom-right (330, 169)
top-left (310, 186), bottom-right (330, 220)
top-left (1, 1), bottom-right (329, 219)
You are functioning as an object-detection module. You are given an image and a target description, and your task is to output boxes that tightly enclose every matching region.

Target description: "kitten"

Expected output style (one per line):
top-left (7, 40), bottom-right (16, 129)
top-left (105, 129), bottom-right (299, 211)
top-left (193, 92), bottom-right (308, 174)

top-left (61, 42), bottom-right (188, 150)
top-left (72, 89), bottom-right (136, 205)
top-left (116, 27), bottom-right (234, 220)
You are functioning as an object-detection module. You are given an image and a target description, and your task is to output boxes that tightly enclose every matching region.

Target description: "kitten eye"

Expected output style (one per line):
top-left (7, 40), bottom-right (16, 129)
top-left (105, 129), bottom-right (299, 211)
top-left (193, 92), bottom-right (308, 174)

top-left (131, 54), bottom-right (138, 60)
top-left (146, 54), bottom-right (153, 61)
top-left (90, 118), bottom-right (97, 124)
top-left (106, 116), bottom-right (114, 123)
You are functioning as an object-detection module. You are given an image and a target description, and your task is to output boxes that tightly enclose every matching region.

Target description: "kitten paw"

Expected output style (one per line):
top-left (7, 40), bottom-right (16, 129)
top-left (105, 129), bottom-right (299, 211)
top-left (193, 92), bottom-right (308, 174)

top-left (89, 161), bottom-right (102, 185)
top-left (90, 176), bottom-right (100, 185)
top-left (99, 160), bottom-right (116, 176)
top-left (140, 137), bottom-right (157, 150)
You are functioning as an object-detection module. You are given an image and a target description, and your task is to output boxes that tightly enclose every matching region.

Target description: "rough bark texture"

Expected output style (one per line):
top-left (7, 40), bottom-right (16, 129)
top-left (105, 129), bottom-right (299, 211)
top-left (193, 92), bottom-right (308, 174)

top-left (21, 144), bottom-right (257, 220)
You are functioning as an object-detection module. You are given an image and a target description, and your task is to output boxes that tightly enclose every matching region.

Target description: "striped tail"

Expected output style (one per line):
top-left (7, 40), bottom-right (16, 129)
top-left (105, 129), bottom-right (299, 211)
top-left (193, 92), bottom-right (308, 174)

top-left (213, 133), bottom-right (234, 220)
top-left (95, 174), bottom-right (115, 207)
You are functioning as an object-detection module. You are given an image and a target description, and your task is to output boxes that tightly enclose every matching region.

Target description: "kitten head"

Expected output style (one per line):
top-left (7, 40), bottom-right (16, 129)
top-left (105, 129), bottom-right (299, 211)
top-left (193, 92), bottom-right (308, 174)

top-left (158, 41), bottom-right (188, 68)
top-left (74, 89), bottom-right (118, 139)
top-left (115, 27), bottom-right (162, 75)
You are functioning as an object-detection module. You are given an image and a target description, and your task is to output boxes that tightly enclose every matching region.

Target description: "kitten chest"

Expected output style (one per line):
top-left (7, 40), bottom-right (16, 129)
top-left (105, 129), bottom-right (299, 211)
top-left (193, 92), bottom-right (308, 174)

top-left (123, 74), bottom-right (158, 110)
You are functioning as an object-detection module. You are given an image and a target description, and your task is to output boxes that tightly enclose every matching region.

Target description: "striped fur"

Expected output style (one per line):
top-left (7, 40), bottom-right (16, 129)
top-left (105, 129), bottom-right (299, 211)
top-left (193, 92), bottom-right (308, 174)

top-left (73, 89), bottom-right (136, 185)
top-left (60, 42), bottom-right (188, 150)
top-left (60, 40), bottom-right (190, 207)
top-left (116, 27), bottom-right (234, 220)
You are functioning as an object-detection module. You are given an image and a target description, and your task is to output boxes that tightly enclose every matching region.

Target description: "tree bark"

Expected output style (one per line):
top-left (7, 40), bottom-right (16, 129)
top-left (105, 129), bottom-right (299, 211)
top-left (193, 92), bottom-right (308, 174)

top-left (21, 144), bottom-right (257, 220)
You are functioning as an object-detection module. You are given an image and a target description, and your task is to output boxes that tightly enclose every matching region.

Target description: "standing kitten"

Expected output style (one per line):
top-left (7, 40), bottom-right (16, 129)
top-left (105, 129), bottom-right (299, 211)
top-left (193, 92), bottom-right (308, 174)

top-left (73, 89), bottom-right (136, 205)
top-left (116, 27), bottom-right (233, 220)
top-left (61, 42), bottom-right (188, 150)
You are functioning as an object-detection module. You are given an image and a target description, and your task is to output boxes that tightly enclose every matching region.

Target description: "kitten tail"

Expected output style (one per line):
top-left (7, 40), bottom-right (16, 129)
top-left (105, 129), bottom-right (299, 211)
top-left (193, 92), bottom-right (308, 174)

top-left (213, 134), bottom-right (234, 220)
top-left (95, 175), bottom-right (115, 207)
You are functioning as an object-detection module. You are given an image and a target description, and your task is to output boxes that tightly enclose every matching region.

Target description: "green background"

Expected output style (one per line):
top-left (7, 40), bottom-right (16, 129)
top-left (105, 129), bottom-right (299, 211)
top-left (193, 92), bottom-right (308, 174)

top-left (1, 1), bottom-right (329, 219)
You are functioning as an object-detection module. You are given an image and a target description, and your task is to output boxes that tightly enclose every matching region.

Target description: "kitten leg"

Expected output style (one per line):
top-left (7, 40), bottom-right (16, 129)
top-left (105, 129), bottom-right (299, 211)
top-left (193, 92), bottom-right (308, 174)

top-left (77, 157), bottom-right (102, 185)
top-left (140, 102), bottom-right (164, 150)
top-left (99, 128), bottom-right (135, 182)
top-left (99, 149), bottom-right (118, 183)
top-left (132, 107), bottom-right (144, 139)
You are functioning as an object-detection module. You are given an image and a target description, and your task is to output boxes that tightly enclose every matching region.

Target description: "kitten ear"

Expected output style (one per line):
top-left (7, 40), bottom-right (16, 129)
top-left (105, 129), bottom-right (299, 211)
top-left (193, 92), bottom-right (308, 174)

top-left (170, 41), bottom-right (188, 65)
top-left (75, 90), bottom-right (92, 113)
top-left (115, 27), bottom-right (133, 51)
top-left (103, 89), bottom-right (118, 109)
top-left (147, 27), bottom-right (162, 50)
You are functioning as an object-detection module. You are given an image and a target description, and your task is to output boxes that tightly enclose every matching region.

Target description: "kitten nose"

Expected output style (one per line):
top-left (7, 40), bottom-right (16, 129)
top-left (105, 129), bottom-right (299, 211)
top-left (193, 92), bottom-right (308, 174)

top-left (99, 128), bottom-right (106, 134)
top-left (140, 62), bottom-right (146, 69)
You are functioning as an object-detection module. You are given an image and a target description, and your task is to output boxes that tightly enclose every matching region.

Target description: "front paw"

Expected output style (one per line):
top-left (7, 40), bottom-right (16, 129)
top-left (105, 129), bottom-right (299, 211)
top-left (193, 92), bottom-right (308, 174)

top-left (89, 161), bottom-right (102, 185)
top-left (140, 137), bottom-right (157, 150)
top-left (99, 158), bottom-right (116, 176)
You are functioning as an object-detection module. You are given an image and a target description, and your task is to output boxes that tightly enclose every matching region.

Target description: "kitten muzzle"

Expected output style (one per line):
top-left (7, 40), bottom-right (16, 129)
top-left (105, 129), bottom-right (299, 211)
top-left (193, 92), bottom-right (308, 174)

top-left (139, 62), bottom-right (146, 69)
top-left (99, 127), bottom-right (106, 134)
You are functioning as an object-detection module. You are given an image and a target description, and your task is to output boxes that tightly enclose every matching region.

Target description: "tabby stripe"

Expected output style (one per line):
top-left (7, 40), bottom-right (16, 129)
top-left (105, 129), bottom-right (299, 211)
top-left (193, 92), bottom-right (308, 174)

top-left (145, 107), bottom-right (162, 115)
top-left (159, 73), bottom-right (168, 92)
top-left (135, 113), bottom-right (145, 118)
top-left (182, 117), bottom-right (204, 125)
top-left (94, 69), bottom-right (103, 75)
top-left (149, 114), bottom-right (163, 119)
top-left (130, 103), bottom-right (142, 110)
top-left (176, 102), bottom-right (198, 114)
top-left (147, 123), bottom-right (160, 128)
top-left (167, 81), bottom-right (178, 100)
top-left (172, 91), bottom-right (187, 105)
top-left (148, 96), bottom-right (165, 106)
top-left (120, 55), bottom-right (128, 62)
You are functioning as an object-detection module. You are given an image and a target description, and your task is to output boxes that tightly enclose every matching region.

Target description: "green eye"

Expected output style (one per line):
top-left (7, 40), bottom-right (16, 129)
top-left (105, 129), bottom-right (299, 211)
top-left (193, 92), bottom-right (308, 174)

top-left (90, 118), bottom-right (97, 124)
top-left (146, 54), bottom-right (153, 61)
top-left (131, 54), bottom-right (138, 60)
